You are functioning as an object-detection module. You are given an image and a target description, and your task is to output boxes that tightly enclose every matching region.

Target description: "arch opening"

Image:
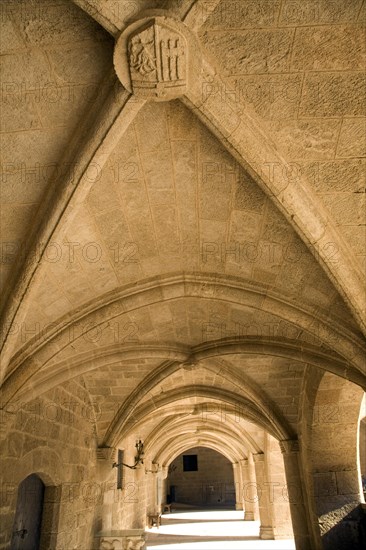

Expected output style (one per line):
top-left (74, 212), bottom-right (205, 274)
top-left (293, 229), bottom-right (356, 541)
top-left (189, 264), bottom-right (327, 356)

top-left (106, 386), bottom-right (298, 545)
top-left (166, 446), bottom-right (236, 509)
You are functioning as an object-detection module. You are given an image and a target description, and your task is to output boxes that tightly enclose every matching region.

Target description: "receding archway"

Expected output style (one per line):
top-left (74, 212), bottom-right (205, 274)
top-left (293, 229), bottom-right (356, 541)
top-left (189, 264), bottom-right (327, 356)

top-left (167, 446), bottom-right (236, 509)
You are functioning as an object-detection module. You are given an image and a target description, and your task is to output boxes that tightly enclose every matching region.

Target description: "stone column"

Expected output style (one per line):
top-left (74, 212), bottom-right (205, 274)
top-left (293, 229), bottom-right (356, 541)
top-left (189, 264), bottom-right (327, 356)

top-left (131, 466), bottom-right (146, 529)
top-left (232, 462), bottom-right (243, 510)
top-left (156, 470), bottom-right (164, 512)
top-left (241, 457), bottom-right (258, 521)
top-left (160, 466), bottom-right (169, 511)
top-left (253, 453), bottom-right (274, 539)
top-left (146, 472), bottom-right (157, 516)
top-left (95, 446), bottom-right (117, 533)
top-left (280, 439), bottom-right (312, 550)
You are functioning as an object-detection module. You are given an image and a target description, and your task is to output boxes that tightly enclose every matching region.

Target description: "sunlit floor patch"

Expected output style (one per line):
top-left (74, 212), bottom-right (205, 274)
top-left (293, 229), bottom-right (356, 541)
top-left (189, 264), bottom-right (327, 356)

top-left (147, 542), bottom-right (296, 550)
top-left (146, 509), bottom-right (295, 549)
top-left (160, 510), bottom-right (245, 521)
top-left (148, 520), bottom-right (260, 537)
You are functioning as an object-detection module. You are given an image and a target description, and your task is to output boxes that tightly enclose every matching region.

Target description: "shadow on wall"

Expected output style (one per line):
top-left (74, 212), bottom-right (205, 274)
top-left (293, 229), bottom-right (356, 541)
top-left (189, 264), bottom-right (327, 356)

top-left (321, 503), bottom-right (366, 550)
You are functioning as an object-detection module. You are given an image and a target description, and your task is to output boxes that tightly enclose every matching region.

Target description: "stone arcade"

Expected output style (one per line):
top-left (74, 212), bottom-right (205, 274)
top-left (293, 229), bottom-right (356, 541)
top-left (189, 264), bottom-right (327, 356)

top-left (0, 1), bottom-right (365, 549)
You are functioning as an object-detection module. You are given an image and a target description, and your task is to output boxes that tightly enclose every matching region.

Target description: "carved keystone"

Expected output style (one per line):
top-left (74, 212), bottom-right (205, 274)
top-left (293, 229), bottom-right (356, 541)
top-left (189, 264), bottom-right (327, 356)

top-left (181, 355), bottom-right (198, 370)
top-left (128, 20), bottom-right (187, 99)
top-left (279, 439), bottom-right (300, 454)
top-left (114, 15), bottom-right (201, 102)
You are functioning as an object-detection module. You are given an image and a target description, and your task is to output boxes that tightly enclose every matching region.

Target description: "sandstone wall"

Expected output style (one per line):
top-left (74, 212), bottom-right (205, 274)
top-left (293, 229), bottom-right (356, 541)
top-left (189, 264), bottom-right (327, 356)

top-left (0, 379), bottom-right (98, 550)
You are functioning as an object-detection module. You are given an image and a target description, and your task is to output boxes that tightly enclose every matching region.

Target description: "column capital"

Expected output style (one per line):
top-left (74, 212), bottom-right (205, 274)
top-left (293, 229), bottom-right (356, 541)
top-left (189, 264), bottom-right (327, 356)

top-left (253, 452), bottom-right (265, 463)
top-left (279, 439), bottom-right (300, 454)
top-left (240, 458), bottom-right (249, 467)
top-left (145, 462), bottom-right (159, 474)
top-left (97, 446), bottom-right (116, 461)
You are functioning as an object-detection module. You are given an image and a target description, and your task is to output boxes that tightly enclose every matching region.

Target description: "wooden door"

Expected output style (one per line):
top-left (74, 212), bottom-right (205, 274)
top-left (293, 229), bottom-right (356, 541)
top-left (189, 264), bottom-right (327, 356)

top-left (10, 474), bottom-right (45, 550)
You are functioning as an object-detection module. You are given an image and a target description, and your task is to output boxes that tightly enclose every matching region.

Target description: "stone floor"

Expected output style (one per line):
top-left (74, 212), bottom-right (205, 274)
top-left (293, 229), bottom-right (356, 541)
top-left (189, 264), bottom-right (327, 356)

top-left (146, 509), bottom-right (296, 549)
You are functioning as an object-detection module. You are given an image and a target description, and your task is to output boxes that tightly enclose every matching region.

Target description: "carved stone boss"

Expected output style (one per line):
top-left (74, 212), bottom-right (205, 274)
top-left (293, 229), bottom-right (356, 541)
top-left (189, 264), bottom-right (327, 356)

top-left (128, 20), bottom-right (187, 99)
top-left (114, 16), bottom-right (191, 102)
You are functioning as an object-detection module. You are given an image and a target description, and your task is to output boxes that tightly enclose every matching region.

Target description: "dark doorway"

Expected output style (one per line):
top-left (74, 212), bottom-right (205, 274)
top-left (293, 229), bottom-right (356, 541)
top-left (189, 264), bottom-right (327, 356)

top-left (10, 474), bottom-right (45, 550)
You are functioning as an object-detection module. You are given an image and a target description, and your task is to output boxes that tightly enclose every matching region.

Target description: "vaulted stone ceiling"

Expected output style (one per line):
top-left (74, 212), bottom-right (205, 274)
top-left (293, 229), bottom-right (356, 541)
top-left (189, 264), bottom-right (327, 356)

top-left (0, 0), bottom-right (365, 456)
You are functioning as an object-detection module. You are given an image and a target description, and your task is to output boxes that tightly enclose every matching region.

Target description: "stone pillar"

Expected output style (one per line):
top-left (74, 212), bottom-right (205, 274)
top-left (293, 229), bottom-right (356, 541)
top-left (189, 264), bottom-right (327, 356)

top-left (232, 462), bottom-right (243, 510)
top-left (95, 446), bottom-right (117, 532)
top-left (146, 472), bottom-right (156, 515)
top-left (156, 469), bottom-right (164, 512)
top-left (146, 463), bottom-right (159, 516)
top-left (160, 467), bottom-right (169, 511)
top-left (280, 439), bottom-right (312, 550)
top-left (131, 466), bottom-right (146, 529)
top-left (253, 453), bottom-right (274, 539)
top-left (241, 457), bottom-right (258, 521)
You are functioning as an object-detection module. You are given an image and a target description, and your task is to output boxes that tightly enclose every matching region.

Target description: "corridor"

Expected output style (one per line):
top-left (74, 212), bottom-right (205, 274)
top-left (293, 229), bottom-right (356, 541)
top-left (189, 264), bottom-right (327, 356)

top-left (146, 509), bottom-right (296, 550)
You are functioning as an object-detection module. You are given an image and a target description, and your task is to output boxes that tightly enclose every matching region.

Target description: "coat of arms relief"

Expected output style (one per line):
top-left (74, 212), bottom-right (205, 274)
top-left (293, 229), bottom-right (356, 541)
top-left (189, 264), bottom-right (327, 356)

top-left (127, 20), bottom-right (187, 100)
